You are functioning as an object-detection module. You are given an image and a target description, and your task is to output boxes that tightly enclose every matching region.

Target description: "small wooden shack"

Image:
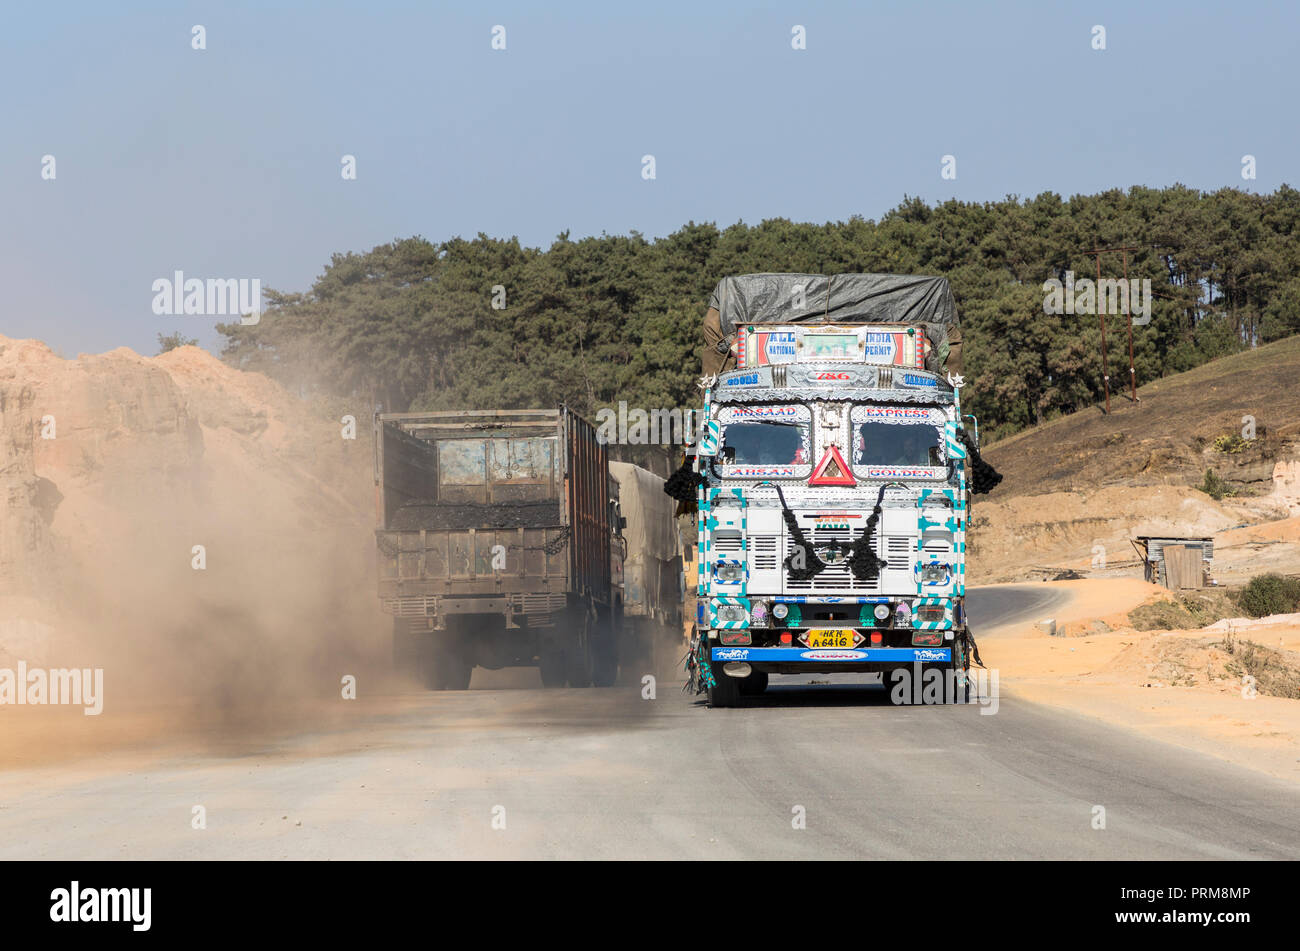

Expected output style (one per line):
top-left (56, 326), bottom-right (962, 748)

top-left (1132, 536), bottom-right (1213, 589)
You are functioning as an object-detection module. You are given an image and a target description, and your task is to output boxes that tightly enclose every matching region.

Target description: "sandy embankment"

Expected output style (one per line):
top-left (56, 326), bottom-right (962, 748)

top-left (0, 336), bottom-right (392, 768)
top-left (980, 578), bottom-right (1300, 784)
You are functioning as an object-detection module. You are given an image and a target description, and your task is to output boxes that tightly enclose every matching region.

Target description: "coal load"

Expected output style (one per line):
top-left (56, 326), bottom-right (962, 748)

top-left (390, 499), bottom-right (561, 531)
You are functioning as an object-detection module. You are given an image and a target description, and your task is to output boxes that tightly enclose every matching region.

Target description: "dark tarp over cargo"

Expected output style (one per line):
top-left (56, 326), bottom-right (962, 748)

top-left (710, 273), bottom-right (957, 335)
top-left (700, 273), bottom-right (963, 377)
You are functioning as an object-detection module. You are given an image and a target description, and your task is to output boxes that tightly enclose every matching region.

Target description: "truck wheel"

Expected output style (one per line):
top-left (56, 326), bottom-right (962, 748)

top-left (567, 607), bottom-right (595, 688)
top-left (738, 670), bottom-right (768, 696)
top-left (881, 666), bottom-right (906, 704)
top-left (707, 661), bottom-right (740, 708)
top-left (393, 620), bottom-right (439, 689)
top-left (591, 606), bottom-right (618, 688)
top-left (568, 643), bottom-right (593, 688)
top-left (591, 644), bottom-right (617, 688)
top-left (432, 634), bottom-right (472, 691)
top-left (538, 649), bottom-right (568, 688)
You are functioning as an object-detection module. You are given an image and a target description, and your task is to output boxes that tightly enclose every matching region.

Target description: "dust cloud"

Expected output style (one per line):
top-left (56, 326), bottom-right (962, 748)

top-left (0, 336), bottom-right (664, 767)
top-left (0, 336), bottom-right (394, 760)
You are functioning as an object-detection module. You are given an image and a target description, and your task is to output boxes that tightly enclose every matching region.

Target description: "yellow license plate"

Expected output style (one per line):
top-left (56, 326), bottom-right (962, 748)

top-left (804, 629), bottom-right (857, 648)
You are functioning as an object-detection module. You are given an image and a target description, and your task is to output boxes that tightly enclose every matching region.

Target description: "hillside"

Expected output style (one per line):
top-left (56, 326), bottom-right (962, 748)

top-left (970, 336), bottom-right (1300, 584)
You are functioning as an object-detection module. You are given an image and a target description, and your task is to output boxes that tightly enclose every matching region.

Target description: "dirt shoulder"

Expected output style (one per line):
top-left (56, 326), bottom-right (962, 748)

top-left (980, 579), bottom-right (1300, 785)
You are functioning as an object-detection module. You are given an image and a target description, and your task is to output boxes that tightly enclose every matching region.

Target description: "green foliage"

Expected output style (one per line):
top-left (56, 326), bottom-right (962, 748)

top-left (1129, 589), bottom-right (1239, 630)
top-left (1212, 433), bottom-right (1248, 453)
top-left (1221, 634), bottom-right (1300, 699)
top-left (1237, 573), bottom-right (1300, 618)
top-left (216, 186), bottom-right (1300, 436)
top-left (156, 331), bottom-right (198, 354)
top-left (1198, 469), bottom-right (1233, 500)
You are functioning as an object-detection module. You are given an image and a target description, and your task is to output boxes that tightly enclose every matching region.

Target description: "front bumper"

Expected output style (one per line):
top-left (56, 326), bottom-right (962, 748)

top-left (711, 646), bottom-right (950, 663)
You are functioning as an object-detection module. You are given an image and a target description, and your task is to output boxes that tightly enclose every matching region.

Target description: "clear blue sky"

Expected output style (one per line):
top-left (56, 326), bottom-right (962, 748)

top-left (2, 0), bottom-right (1294, 357)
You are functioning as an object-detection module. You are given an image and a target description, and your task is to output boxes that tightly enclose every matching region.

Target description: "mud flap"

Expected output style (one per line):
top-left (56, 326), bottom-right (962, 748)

top-left (683, 627), bottom-right (714, 695)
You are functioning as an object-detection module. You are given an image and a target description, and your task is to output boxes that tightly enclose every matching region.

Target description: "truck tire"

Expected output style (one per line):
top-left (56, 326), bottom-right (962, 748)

top-left (738, 670), bottom-right (768, 696)
top-left (393, 620), bottom-right (438, 689)
top-left (432, 633), bottom-right (472, 691)
top-left (591, 605), bottom-right (619, 688)
top-left (881, 665), bottom-right (906, 704)
top-left (591, 644), bottom-right (617, 687)
top-left (707, 661), bottom-right (740, 708)
top-left (568, 647), bottom-right (593, 688)
top-left (567, 605), bottom-right (595, 688)
top-left (883, 662), bottom-right (952, 705)
top-left (538, 649), bottom-right (568, 688)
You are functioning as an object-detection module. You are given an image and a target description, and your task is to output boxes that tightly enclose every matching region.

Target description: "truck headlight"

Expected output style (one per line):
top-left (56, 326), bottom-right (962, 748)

top-left (716, 604), bottom-right (747, 626)
top-left (772, 603), bottom-right (789, 620)
top-left (873, 603), bottom-right (891, 621)
top-left (715, 562), bottom-right (745, 582)
top-left (915, 603), bottom-right (947, 623)
top-left (922, 563), bottom-right (950, 583)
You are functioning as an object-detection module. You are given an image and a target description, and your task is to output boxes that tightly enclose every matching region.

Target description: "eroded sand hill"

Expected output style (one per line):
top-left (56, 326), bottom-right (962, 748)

top-left (0, 336), bottom-right (384, 748)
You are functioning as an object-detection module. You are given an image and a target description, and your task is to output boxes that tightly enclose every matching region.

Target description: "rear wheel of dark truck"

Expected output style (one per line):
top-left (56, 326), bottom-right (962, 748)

top-left (566, 602), bottom-right (619, 688)
top-left (423, 618), bottom-right (473, 691)
top-left (432, 634), bottom-right (472, 690)
top-left (566, 604), bottom-right (594, 688)
top-left (591, 604), bottom-right (619, 688)
top-left (538, 644), bottom-right (568, 688)
top-left (392, 618), bottom-right (437, 689)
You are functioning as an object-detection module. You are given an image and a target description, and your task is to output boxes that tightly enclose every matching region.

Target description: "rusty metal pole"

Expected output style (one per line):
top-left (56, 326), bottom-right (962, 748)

top-left (1122, 248), bottom-right (1137, 402)
top-left (1096, 251), bottom-right (1110, 413)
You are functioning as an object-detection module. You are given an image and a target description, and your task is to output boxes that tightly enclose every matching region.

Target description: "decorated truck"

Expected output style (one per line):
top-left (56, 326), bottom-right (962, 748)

top-left (673, 273), bottom-right (999, 707)
top-left (375, 408), bottom-right (623, 689)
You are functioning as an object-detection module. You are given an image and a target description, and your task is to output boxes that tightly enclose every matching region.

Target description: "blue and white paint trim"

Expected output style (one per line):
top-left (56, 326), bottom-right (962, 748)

top-left (710, 596), bottom-right (751, 630)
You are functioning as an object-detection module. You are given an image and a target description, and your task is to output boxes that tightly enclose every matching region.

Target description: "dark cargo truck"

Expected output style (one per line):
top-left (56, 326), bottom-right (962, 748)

top-left (609, 461), bottom-right (685, 676)
top-left (375, 408), bottom-right (622, 689)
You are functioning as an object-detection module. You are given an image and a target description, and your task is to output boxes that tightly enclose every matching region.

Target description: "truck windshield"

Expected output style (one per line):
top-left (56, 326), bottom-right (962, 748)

top-left (854, 422), bottom-right (942, 466)
top-left (722, 422), bottom-right (809, 465)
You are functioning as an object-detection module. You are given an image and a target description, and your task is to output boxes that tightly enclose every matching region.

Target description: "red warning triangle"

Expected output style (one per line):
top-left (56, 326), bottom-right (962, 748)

top-left (809, 445), bottom-right (856, 486)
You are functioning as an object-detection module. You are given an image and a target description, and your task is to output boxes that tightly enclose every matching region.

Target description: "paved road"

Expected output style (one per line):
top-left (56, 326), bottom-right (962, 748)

top-left (1, 585), bottom-right (1297, 859)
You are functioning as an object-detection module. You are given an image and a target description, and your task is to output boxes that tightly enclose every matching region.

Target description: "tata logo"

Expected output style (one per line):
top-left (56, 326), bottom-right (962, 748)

top-left (725, 373), bottom-right (760, 386)
top-left (814, 371), bottom-right (850, 381)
